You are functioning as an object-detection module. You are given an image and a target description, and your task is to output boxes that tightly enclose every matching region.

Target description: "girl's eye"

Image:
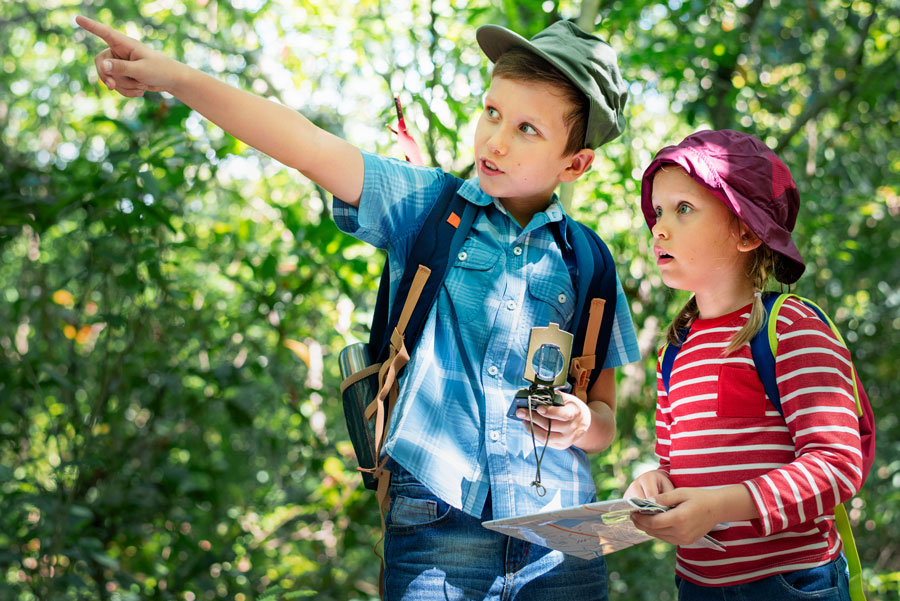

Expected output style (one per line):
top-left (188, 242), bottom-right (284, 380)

top-left (677, 203), bottom-right (692, 214)
top-left (520, 123), bottom-right (537, 135)
top-left (654, 206), bottom-right (663, 218)
top-left (486, 107), bottom-right (499, 118)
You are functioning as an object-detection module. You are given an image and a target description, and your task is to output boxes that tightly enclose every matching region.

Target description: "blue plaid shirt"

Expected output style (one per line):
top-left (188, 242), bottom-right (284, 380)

top-left (334, 152), bottom-right (641, 519)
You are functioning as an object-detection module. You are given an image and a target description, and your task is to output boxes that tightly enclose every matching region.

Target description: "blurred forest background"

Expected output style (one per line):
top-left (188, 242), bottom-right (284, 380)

top-left (2, 0), bottom-right (899, 600)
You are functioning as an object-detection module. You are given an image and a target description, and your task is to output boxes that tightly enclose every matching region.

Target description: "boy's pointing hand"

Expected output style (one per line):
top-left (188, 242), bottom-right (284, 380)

top-left (76, 16), bottom-right (182, 97)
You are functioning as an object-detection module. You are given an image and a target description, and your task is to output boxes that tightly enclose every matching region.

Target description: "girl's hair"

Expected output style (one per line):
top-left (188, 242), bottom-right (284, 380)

top-left (491, 47), bottom-right (588, 156)
top-left (665, 241), bottom-right (779, 355)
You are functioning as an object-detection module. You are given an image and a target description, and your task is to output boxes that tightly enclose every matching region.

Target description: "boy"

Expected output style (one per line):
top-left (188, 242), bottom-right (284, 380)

top-left (78, 16), bottom-right (640, 600)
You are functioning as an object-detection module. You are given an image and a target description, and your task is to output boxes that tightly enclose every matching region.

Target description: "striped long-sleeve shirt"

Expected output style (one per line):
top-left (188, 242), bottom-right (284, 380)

top-left (655, 298), bottom-right (863, 586)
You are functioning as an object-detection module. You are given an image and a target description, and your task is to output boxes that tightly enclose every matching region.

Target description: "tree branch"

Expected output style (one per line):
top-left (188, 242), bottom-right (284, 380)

top-left (775, 2), bottom-right (879, 153)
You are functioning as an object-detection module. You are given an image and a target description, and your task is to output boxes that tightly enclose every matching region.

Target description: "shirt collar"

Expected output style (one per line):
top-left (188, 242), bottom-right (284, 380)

top-left (460, 177), bottom-right (573, 249)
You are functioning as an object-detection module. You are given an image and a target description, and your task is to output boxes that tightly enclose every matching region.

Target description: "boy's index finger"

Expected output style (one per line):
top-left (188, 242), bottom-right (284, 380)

top-left (75, 16), bottom-right (129, 46)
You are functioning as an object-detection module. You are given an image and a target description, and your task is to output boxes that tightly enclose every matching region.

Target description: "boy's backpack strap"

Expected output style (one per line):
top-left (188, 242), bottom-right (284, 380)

top-left (361, 173), bottom-right (474, 483)
top-left (566, 222), bottom-right (617, 400)
top-left (368, 174), bottom-right (473, 365)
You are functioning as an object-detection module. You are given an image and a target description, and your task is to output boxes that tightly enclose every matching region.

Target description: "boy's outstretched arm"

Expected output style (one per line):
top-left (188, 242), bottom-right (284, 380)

top-left (76, 16), bottom-right (364, 205)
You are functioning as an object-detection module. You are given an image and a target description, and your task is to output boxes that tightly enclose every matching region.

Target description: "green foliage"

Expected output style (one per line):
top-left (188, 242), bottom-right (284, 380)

top-left (1, 1), bottom-right (898, 600)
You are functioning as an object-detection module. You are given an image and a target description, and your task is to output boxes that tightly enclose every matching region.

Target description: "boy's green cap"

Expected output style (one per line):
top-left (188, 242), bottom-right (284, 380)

top-left (477, 20), bottom-right (627, 149)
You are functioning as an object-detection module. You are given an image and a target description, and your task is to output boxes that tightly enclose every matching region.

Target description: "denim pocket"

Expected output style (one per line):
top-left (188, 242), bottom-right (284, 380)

top-left (773, 568), bottom-right (841, 600)
top-left (386, 487), bottom-right (452, 533)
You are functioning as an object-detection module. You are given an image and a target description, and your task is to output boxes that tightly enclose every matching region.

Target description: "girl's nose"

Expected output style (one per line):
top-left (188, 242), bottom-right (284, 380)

top-left (651, 221), bottom-right (669, 239)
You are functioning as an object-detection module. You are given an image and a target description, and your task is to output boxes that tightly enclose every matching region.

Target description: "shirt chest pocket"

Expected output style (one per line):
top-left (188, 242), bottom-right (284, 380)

top-left (440, 240), bottom-right (502, 324)
top-left (717, 365), bottom-right (768, 418)
top-left (523, 271), bottom-right (576, 333)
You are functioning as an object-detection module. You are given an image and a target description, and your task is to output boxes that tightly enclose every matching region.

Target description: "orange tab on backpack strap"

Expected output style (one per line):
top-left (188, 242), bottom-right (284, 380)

top-left (446, 211), bottom-right (461, 229)
top-left (569, 356), bottom-right (595, 402)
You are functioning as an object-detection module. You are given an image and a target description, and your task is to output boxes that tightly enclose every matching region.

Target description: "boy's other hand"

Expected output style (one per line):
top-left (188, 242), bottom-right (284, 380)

top-left (517, 391), bottom-right (590, 450)
top-left (77, 16), bottom-right (181, 97)
top-left (624, 469), bottom-right (674, 499)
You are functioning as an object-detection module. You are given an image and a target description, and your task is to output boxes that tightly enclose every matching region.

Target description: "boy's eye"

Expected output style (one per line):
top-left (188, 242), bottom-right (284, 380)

top-left (486, 107), bottom-right (499, 118)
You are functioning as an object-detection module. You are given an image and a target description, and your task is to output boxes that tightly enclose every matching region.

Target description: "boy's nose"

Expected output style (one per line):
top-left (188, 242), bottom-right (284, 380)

top-left (487, 129), bottom-right (509, 155)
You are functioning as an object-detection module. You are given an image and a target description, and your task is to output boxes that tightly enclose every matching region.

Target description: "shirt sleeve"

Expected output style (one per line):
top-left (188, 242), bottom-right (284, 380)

top-left (600, 275), bottom-right (642, 369)
top-left (654, 349), bottom-right (672, 475)
top-left (742, 299), bottom-right (863, 536)
top-left (332, 151), bottom-right (446, 250)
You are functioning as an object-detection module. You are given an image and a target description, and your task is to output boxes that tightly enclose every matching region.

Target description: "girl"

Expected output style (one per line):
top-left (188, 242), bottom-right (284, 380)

top-left (625, 129), bottom-right (862, 600)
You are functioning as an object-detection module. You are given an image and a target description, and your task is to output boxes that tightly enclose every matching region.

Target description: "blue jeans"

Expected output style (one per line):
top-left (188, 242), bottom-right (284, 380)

top-left (675, 554), bottom-right (851, 601)
top-left (383, 464), bottom-right (608, 601)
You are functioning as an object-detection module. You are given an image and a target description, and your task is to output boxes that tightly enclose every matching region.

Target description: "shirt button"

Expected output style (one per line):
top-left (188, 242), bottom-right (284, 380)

top-left (457, 251), bottom-right (467, 261)
top-left (489, 430), bottom-right (500, 442)
top-left (558, 293), bottom-right (567, 304)
top-left (506, 300), bottom-right (517, 311)
top-left (487, 366), bottom-right (498, 376)
top-left (513, 246), bottom-right (523, 256)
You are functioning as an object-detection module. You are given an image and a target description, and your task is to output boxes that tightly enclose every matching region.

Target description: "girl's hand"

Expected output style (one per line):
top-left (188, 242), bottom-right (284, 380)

top-left (76, 16), bottom-right (183, 97)
top-left (630, 487), bottom-right (724, 546)
top-left (516, 390), bottom-right (590, 450)
top-left (624, 469), bottom-right (674, 499)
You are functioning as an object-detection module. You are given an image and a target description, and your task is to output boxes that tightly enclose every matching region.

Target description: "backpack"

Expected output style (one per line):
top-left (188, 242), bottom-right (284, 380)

top-left (659, 292), bottom-right (874, 601)
top-left (338, 172), bottom-right (619, 501)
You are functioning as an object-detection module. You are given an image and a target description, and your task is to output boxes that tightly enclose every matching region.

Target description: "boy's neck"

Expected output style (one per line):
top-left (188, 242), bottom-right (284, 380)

top-left (499, 194), bottom-right (555, 229)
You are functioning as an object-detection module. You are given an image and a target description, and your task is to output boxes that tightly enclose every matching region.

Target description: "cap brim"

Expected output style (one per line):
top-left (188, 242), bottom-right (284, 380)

top-left (476, 25), bottom-right (532, 64)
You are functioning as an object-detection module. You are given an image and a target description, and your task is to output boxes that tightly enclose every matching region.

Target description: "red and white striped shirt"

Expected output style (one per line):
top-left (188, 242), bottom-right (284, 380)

top-left (655, 298), bottom-right (863, 586)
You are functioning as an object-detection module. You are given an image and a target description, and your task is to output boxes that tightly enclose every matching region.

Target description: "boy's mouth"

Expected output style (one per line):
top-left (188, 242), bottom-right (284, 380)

top-left (480, 159), bottom-right (504, 175)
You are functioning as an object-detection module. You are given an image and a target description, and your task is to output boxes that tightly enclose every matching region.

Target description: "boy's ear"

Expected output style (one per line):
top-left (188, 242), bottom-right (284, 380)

top-left (559, 149), bottom-right (595, 182)
top-left (737, 224), bottom-right (762, 253)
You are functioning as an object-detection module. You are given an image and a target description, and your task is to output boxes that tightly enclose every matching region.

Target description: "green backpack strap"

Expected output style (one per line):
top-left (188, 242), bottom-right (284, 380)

top-left (767, 294), bottom-right (863, 417)
top-left (767, 293), bottom-right (866, 601)
top-left (835, 504), bottom-right (866, 601)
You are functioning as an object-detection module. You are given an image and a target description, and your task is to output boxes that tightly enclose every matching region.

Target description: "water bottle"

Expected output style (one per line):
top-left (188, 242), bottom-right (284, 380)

top-left (338, 342), bottom-right (379, 489)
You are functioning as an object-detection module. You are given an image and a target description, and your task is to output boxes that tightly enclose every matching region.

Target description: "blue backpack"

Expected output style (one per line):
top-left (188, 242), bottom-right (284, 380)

top-left (659, 292), bottom-right (874, 601)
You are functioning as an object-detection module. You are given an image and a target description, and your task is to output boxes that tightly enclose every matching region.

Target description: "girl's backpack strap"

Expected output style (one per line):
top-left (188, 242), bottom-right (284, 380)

top-left (758, 292), bottom-right (864, 419)
top-left (750, 292), bottom-right (785, 415)
top-left (659, 339), bottom-right (681, 396)
top-left (758, 292), bottom-right (868, 601)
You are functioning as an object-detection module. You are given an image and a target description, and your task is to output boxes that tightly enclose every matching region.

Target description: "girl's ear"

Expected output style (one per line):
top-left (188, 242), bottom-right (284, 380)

top-left (737, 224), bottom-right (762, 253)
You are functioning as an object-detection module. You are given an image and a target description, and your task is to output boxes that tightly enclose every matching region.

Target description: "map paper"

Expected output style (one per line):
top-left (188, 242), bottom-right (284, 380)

top-left (482, 497), bottom-right (725, 560)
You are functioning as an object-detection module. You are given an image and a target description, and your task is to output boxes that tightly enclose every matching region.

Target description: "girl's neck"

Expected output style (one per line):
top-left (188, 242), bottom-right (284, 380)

top-left (693, 279), bottom-right (757, 320)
